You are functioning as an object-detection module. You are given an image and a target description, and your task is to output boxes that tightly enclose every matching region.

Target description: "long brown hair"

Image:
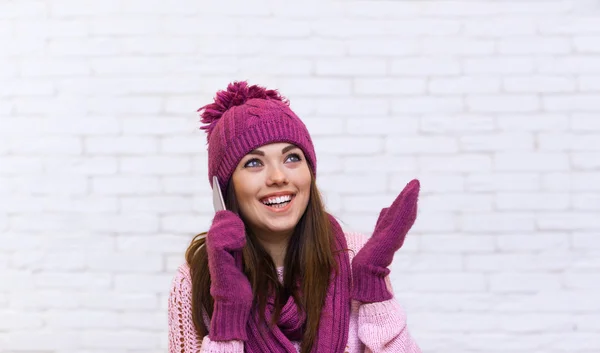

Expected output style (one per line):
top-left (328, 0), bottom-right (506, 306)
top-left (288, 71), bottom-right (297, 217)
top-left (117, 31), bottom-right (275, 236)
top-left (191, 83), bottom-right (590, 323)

top-left (185, 173), bottom-right (337, 353)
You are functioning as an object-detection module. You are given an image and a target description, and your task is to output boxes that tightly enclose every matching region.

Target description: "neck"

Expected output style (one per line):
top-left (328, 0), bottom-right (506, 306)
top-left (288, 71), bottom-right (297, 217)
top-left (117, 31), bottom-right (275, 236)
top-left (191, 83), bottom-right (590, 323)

top-left (252, 229), bottom-right (292, 268)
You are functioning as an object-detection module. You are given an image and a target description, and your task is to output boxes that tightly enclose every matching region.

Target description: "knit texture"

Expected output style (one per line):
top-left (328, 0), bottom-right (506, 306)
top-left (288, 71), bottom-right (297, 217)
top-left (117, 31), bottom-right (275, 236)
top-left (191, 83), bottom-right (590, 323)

top-left (351, 179), bottom-right (420, 303)
top-left (168, 232), bottom-right (422, 353)
top-left (206, 211), bottom-right (253, 341)
top-left (199, 82), bottom-right (317, 192)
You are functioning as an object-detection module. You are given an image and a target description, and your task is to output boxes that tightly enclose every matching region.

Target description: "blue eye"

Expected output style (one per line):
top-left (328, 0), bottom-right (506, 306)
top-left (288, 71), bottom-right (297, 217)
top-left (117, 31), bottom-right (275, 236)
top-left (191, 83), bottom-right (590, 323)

top-left (243, 158), bottom-right (263, 168)
top-left (285, 153), bottom-right (302, 163)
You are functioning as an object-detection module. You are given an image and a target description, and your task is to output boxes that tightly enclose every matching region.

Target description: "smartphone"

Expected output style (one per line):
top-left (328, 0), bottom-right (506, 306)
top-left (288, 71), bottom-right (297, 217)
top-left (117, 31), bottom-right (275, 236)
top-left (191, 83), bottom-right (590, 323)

top-left (212, 176), bottom-right (226, 212)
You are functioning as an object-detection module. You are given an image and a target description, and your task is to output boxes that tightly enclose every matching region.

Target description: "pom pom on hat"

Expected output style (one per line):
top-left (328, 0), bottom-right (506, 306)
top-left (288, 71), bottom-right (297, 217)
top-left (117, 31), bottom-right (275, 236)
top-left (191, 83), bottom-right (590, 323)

top-left (198, 81), bottom-right (288, 140)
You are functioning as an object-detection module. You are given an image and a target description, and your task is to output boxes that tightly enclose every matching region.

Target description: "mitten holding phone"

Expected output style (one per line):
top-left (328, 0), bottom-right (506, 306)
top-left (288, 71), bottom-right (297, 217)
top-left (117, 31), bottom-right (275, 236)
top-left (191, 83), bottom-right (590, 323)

top-left (351, 179), bottom-right (420, 303)
top-left (206, 210), bottom-right (253, 341)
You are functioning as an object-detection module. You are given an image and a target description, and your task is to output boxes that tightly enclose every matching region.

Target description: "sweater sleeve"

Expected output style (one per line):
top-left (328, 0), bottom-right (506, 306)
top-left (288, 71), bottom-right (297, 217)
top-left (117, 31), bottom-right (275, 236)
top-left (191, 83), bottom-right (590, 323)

top-left (168, 264), bottom-right (245, 353)
top-left (345, 232), bottom-right (422, 353)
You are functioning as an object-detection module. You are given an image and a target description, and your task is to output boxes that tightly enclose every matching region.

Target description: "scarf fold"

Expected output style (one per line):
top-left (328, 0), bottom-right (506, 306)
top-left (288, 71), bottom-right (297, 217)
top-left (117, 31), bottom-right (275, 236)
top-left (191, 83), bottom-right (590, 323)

top-left (244, 214), bottom-right (351, 352)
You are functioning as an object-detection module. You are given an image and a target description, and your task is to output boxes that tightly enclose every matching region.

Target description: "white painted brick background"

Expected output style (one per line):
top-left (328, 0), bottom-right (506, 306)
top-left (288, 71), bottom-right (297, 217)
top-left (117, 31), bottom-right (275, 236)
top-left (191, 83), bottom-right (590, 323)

top-left (1, 0), bottom-right (600, 352)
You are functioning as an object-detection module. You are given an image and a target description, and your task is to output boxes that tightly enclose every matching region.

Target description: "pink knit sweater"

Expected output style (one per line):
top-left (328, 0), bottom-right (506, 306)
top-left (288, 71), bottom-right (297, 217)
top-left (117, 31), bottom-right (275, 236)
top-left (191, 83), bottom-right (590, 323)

top-left (168, 232), bottom-right (421, 353)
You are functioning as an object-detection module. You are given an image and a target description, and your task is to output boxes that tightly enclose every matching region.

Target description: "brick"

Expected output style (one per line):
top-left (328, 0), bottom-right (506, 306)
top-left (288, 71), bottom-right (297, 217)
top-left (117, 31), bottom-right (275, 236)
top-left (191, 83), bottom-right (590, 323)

top-left (538, 17), bottom-right (600, 34)
top-left (44, 157), bottom-right (117, 176)
top-left (239, 57), bottom-right (312, 75)
top-left (86, 136), bottom-right (158, 155)
top-left (494, 153), bottom-right (569, 171)
top-left (313, 136), bottom-right (383, 155)
top-left (120, 156), bottom-right (191, 175)
top-left (346, 117), bottom-right (419, 135)
top-left (317, 174), bottom-right (387, 193)
top-left (15, 19), bottom-right (88, 38)
top-left (504, 76), bottom-right (576, 93)
top-left (574, 36), bottom-right (600, 53)
top-left (269, 38), bottom-right (345, 57)
top-left (579, 76), bottom-right (600, 91)
top-left (573, 193), bottom-right (600, 210)
top-left (116, 235), bottom-right (190, 253)
top-left (537, 56), bottom-right (600, 74)
top-left (419, 155), bottom-right (492, 172)
top-left (88, 96), bottom-right (163, 115)
top-left (50, 0), bottom-right (120, 16)
top-left (386, 136), bottom-right (458, 154)
top-left (496, 290), bottom-right (600, 312)
top-left (460, 133), bottom-right (533, 152)
top-left (394, 273), bottom-right (486, 292)
top-left (0, 2), bottom-right (46, 18)
top-left (498, 37), bottom-right (571, 54)
top-left (9, 175), bottom-right (88, 195)
top-left (343, 156), bottom-right (417, 172)
top-left (118, 312), bottom-right (166, 330)
top-left (34, 272), bottom-right (111, 290)
top-left (497, 233), bottom-right (570, 251)
top-left (420, 193), bottom-right (493, 212)
top-left (422, 38), bottom-right (495, 55)
top-left (392, 97), bottom-right (463, 114)
top-left (490, 273), bottom-right (561, 293)
top-left (564, 273), bottom-right (600, 289)
top-left (391, 254), bottom-right (463, 273)
top-left (462, 212), bottom-right (535, 232)
top-left (464, 57), bottom-right (534, 74)
top-left (43, 117), bottom-right (120, 135)
top-left (391, 57), bottom-right (461, 75)
top-left (277, 78), bottom-right (352, 96)
top-left (0, 156), bottom-right (43, 174)
top-left (544, 95), bottom-right (600, 112)
top-left (5, 136), bottom-right (81, 155)
top-left (496, 114), bottom-right (569, 131)
top-left (81, 330), bottom-right (160, 349)
top-left (86, 252), bottom-right (163, 273)
top-left (114, 273), bottom-right (174, 294)
top-left (343, 195), bottom-right (400, 212)
top-left (572, 233), bottom-right (600, 249)
top-left (354, 78), bottom-right (426, 95)
top-left (81, 292), bottom-right (158, 310)
top-left (0, 310), bottom-right (40, 330)
top-left (161, 214), bottom-right (213, 233)
top-left (410, 211), bottom-right (457, 233)
top-left (316, 98), bottom-right (389, 116)
top-left (419, 234), bottom-right (495, 253)
top-left (163, 176), bottom-right (207, 194)
top-left (496, 192), bottom-right (570, 210)
top-left (572, 153), bottom-right (600, 170)
top-left (467, 253), bottom-right (574, 272)
top-left (538, 212), bottom-right (600, 230)
top-left (302, 117), bottom-right (344, 135)
top-left (467, 95), bottom-right (539, 113)
top-left (463, 18), bottom-right (536, 36)
top-left (84, 214), bottom-right (159, 233)
top-left (20, 58), bottom-right (90, 77)
top-left (160, 135), bottom-right (203, 154)
top-left (348, 38), bottom-right (418, 56)
top-left (539, 133), bottom-right (600, 151)
top-left (420, 115), bottom-right (495, 133)
top-left (429, 77), bottom-right (500, 94)
top-left (121, 196), bottom-right (193, 213)
top-left (312, 18), bottom-right (387, 38)
top-left (0, 79), bottom-right (55, 97)
top-left (48, 37), bottom-right (121, 56)
top-left (391, 173), bottom-right (464, 192)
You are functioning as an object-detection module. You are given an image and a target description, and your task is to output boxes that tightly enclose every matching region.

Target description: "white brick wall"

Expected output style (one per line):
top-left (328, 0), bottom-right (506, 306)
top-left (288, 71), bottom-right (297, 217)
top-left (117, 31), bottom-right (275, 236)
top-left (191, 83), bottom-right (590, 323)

top-left (1, 0), bottom-right (600, 352)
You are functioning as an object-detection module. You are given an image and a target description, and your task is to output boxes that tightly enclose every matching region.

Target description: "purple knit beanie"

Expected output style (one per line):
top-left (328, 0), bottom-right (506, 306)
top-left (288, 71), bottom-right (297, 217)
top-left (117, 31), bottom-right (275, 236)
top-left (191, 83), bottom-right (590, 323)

top-left (199, 81), bottom-right (317, 191)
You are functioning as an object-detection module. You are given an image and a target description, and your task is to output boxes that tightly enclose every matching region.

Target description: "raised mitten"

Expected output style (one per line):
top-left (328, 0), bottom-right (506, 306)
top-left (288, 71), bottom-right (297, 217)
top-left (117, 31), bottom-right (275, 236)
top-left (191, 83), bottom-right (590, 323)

top-left (351, 179), bottom-right (420, 303)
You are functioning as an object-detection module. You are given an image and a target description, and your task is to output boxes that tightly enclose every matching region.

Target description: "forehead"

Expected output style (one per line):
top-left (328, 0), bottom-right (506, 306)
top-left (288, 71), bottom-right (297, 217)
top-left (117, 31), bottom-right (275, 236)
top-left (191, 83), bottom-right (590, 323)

top-left (250, 143), bottom-right (300, 154)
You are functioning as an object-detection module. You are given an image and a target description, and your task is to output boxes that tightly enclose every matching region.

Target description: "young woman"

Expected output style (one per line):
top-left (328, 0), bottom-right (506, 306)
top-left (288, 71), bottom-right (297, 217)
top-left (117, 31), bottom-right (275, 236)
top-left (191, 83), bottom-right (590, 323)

top-left (168, 81), bottom-right (422, 353)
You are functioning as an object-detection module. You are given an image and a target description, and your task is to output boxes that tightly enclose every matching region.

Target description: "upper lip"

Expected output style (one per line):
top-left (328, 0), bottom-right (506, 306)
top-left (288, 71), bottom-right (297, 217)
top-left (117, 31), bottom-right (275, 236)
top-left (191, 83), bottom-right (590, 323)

top-left (259, 191), bottom-right (295, 201)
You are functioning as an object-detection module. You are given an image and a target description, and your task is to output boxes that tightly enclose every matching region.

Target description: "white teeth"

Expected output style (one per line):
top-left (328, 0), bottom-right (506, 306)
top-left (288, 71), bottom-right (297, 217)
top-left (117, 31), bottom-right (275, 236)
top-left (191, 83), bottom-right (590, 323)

top-left (262, 195), bottom-right (292, 205)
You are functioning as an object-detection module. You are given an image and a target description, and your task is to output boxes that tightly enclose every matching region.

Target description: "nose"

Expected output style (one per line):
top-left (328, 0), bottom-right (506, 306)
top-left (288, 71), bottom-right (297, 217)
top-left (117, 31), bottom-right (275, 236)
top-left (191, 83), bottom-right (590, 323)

top-left (266, 164), bottom-right (288, 186)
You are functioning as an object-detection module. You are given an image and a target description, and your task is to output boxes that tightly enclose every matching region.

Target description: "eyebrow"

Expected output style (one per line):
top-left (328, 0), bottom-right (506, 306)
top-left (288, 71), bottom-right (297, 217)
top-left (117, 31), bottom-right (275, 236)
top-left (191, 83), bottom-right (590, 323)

top-left (247, 144), bottom-right (297, 156)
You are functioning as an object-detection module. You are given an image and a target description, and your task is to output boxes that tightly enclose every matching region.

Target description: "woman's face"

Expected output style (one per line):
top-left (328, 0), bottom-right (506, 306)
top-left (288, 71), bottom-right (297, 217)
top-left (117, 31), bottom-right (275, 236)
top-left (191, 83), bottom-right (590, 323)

top-left (231, 142), bottom-right (312, 238)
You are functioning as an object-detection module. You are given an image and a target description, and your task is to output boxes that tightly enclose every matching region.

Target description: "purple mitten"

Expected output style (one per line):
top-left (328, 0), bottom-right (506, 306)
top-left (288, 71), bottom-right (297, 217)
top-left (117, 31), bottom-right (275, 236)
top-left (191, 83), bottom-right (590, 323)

top-left (206, 210), bottom-right (253, 341)
top-left (351, 179), bottom-right (420, 303)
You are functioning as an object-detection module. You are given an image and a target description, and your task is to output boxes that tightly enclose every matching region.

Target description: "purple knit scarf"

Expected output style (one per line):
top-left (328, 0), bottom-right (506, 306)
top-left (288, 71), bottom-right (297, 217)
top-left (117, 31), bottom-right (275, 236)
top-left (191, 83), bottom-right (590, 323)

top-left (244, 214), bottom-right (351, 352)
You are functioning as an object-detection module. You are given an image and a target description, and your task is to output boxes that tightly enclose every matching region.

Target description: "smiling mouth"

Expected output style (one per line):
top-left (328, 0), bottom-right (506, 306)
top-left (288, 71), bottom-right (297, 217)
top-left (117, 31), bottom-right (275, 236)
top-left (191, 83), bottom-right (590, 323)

top-left (260, 194), bottom-right (295, 209)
